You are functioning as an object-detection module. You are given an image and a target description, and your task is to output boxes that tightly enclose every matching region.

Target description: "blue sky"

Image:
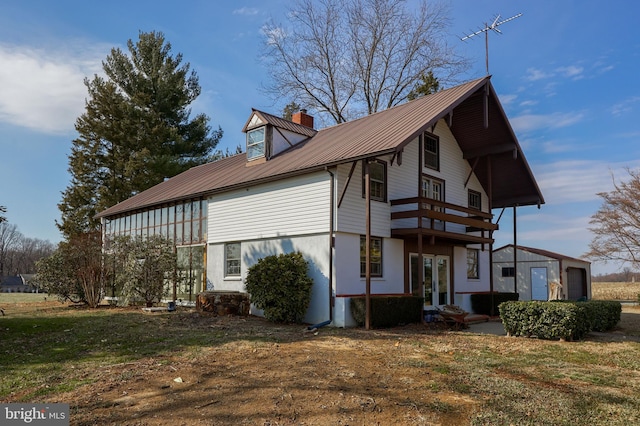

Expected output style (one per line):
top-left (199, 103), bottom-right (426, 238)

top-left (0, 1), bottom-right (638, 275)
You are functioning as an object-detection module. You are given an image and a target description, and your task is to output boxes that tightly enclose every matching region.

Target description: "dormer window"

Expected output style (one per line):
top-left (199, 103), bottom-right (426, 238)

top-left (247, 127), bottom-right (266, 160)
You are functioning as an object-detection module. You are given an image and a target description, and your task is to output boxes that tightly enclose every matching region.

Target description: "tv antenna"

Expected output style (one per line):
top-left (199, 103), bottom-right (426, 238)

top-left (461, 13), bottom-right (523, 75)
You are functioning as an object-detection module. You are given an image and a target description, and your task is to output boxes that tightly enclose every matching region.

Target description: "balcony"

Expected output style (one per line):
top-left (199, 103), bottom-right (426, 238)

top-left (390, 197), bottom-right (497, 245)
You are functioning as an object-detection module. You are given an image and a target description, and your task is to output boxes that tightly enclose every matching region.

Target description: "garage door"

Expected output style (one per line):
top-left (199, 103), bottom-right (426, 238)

top-left (567, 267), bottom-right (587, 300)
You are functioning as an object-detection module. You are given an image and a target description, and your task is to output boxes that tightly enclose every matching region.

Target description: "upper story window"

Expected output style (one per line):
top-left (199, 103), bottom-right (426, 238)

top-left (468, 190), bottom-right (482, 210)
top-left (247, 127), bottom-right (266, 160)
top-left (423, 133), bottom-right (439, 170)
top-left (362, 160), bottom-right (387, 202)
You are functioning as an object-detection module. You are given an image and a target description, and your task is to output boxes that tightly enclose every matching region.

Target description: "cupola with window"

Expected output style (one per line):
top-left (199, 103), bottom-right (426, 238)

top-left (242, 108), bottom-right (317, 165)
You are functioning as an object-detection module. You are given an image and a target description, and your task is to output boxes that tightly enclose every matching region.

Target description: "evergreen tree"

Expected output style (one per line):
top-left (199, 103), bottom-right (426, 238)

top-left (58, 31), bottom-right (222, 238)
top-left (282, 101), bottom-right (302, 121)
top-left (407, 71), bottom-right (441, 100)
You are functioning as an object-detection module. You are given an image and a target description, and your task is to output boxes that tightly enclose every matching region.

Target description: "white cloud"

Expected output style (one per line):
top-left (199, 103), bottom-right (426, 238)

top-left (232, 7), bottom-right (259, 16)
top-left (532, 160), bottom-right (640, 205)
top-left (510, 111), bottom-right (584, 133)
top-left (611, 96), bottom-right (640, 116)
top-left (261, 25), bottom-right (286, 46)
top-left (499, 94), bottom-right (517, 106)
top-left (524, 67), bottom-right (553, 81)
top-left (519, 99), bottom-right (538, 107)
top-left (0, 42), bottom-right (107, 135)
top-left (556, 65), bottom-right (584, 79)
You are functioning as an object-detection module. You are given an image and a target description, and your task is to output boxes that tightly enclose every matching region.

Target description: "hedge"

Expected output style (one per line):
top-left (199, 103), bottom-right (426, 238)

top-left (470, 292), bottom-right (519, 315)
top-left (350, 296), bottom-right (423, 328)
top-left (499, 300), bottom-right (621, 341)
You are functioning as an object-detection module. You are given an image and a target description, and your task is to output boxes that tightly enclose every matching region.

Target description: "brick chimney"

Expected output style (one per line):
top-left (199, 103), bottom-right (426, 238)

top-left (291, 109), bottom-right (314, 129)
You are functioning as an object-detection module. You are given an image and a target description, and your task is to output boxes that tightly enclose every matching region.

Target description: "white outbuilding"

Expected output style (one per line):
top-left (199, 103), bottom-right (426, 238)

top-left (492, 245), bottom-right (591, 301)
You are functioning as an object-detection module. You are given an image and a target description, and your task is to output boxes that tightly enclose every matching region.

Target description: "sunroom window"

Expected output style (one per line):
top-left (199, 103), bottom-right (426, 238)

top-left (247, 127), bottom-right (265, 160)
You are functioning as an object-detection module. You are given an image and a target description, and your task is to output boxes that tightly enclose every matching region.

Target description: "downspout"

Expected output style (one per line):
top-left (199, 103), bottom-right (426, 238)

top-left (364, 159), bottom-right (372, 330)
top-left (513, 206), bottom-right (518, 295)
top-left (326, 167), bottom-right (335, 323)
top-left (487, 156), bottom-right (495, 316)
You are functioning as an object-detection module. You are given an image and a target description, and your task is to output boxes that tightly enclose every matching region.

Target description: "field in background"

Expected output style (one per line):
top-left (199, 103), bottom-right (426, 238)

top-left (0, 292), bottom-right (49, 304)
top-left (592, 281), bottom-right (640, 301)
top-left (3, 282), bottom-right (640, 305)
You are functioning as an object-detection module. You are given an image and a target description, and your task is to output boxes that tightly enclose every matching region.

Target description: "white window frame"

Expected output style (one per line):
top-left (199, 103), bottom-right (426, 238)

top-left (247, 127), bottom-right (266, 160)
top-left (467, 248), bottom-right (479, 280)
top-left (423, 133), bottom-right (439, 170)
top-left (360, 236), bottom-right (383, 277)
top-left (225, 242), bottom-right (241, 277)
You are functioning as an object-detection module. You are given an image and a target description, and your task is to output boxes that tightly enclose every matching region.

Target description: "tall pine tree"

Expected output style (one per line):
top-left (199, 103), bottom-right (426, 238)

top-left (58, 31), bottom-right (222, 239)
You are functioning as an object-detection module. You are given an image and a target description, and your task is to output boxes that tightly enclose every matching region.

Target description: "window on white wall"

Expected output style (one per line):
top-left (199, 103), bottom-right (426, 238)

top-left (468, 189), bottom-right (481, 210)
top-left (225, 242), bottom-right (241, 276)
top-left (502, 267), bottom-right (515, 277)
top-left (360, 236), bottom-right (382, 277)
top-left (467, 248), bottom-right (479, 279)
top-left (423, 133), bottom-right (439, 170)
top-left (362, 160), bottom-right (387, 202)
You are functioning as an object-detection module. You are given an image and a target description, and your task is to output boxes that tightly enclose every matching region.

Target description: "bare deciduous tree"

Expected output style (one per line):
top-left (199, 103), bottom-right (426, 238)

top-left (0, 222), bottom-right (21, 276)
top-left (35, 232), bottom-right (105, 307)
top-left (262, 0), bottom-right (467, 124)
top-left (586, 168), bottom-right (640, 268)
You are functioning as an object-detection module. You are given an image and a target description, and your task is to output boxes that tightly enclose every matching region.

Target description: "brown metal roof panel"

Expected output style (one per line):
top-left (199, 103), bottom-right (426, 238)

top-left (99, 76), bottom-right (541, 218)
top-left (242, 109), bottom-right (318, 137)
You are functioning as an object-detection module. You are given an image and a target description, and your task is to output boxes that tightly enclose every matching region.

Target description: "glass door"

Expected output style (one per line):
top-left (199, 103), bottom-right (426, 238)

top-left (410, 254), bottom-right (450, 307)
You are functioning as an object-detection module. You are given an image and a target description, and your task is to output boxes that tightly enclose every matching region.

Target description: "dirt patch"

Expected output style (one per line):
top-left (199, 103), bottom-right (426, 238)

top-left (52, 317), bottom-right (480, 425)
top-left (3, 298), bottom-right (639, 425)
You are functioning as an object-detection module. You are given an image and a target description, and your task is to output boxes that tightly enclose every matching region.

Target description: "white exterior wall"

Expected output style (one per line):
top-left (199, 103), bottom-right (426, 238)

top-left (208, 172), bottom-right (330, 242)
top-left (332, 232), bottom-right (405, 327)
top-left (422, 121), bottom-right (489, 233)
top-left (335, 155), bottom-right (393, 237)
top-left (207, 171), bottom-right (332, 325)
top-left (453, 245), bottom-right (491, 312)
top-left (208, 234), bottom-right (330, 325)
top-left (493, 247), bottom-right (592, 301)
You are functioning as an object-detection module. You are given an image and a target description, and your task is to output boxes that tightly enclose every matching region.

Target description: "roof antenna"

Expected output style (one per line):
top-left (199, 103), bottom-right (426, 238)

top-left (461, 13), bottom-right (522, 75)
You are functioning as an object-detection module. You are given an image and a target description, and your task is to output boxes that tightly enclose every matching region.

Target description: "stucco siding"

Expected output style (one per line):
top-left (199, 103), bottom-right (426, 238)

top-left (208, 233), bottom-right (330, 325)
top-left (333, 232), bottom-right (405, 296)
top-left (208, 171), bottom-right (330, 243)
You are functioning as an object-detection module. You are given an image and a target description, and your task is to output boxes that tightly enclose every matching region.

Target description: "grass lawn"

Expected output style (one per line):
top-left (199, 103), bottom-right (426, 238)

top-left (0, 293), bottom-right (639, 425)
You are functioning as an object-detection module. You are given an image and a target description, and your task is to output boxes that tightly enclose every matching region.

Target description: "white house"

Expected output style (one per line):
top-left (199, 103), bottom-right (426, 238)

top-left (492, 245), bottom-right (591, 301)
top-left (97, 76), bottom-right (544, 327)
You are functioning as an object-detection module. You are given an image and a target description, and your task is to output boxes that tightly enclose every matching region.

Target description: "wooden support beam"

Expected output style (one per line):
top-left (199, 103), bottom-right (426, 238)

top-left (337, 161), bottom-right (357, 209)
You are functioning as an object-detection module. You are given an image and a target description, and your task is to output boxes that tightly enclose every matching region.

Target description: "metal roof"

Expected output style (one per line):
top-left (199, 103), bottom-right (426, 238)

top-left (242, 109), bottom-right (317, 138)
top-left (97, 76), bottom-right (544, 219)
top-left (494, 245), bottom-right (590, 264)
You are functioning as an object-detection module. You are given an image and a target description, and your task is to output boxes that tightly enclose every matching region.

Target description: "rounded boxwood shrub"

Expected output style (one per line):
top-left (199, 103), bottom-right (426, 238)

top-left (245, 252), bottom-right (313, 323)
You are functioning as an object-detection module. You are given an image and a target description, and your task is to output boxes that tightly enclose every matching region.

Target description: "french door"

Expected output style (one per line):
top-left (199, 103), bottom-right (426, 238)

top-left (410, 254), bottom-right (450, 307)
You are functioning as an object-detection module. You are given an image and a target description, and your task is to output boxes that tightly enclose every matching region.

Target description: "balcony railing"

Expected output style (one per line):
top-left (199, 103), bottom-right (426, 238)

top-left (390, 197), bottom-right (497, 244)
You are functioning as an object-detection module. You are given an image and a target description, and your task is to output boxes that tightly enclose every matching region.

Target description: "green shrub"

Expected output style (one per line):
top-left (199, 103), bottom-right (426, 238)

top-left (577, 300), bottom-right (621, 332)
top-left (470, 292), bottom-right (519, 315)
top-left (499, 300), bottom-right (622, 341)
top-left (350, 296), bottom-right (423, 328)
top-left (245, 252), bottom-right (313, 323)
